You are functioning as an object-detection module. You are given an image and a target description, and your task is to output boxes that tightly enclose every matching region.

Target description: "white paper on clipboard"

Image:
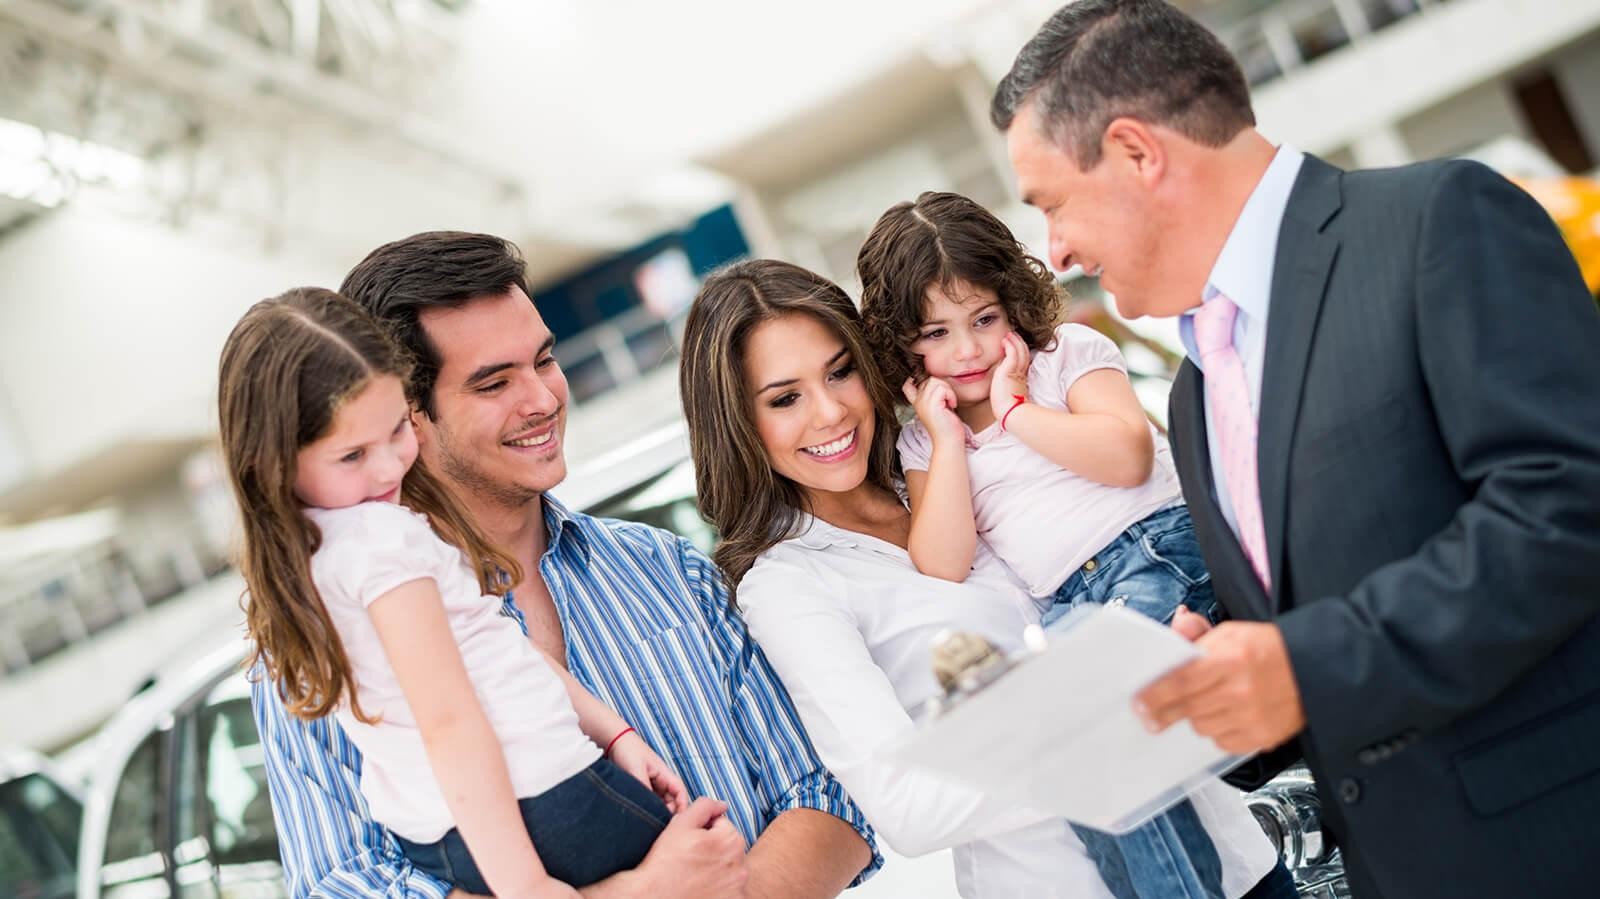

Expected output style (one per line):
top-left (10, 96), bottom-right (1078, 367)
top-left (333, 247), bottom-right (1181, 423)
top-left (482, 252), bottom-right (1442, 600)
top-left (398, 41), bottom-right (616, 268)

top-left (884, 604), bottom-right (1244, 834)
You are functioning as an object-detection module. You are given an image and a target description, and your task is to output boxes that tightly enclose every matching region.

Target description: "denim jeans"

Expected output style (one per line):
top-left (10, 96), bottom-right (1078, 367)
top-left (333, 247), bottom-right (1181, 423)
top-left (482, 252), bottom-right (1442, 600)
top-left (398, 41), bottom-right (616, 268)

top-left (1041, 504), bottom-right (1221, 632)
top-left (396, 758), bottom-right (670, 893)
top-left (1044, 504), bottom-right (1228, 899)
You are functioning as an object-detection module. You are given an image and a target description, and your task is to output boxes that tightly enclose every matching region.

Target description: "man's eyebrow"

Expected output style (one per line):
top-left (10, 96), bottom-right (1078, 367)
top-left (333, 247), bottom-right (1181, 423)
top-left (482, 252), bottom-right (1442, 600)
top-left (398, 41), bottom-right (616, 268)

top-left (464, 361), bottom-right (514, 386)
top-left (756, 348), bottom-right (849, 394)
top-left (463, 336), bottom-right (556, 386)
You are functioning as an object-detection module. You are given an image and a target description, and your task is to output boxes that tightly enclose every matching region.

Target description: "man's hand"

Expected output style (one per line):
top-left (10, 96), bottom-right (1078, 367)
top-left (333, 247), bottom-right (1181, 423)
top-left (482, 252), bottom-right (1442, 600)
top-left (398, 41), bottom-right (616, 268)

top-left (613, 797), bottom-right (748, 899)
top-left (1134, 613), bottom-right (1306, 754)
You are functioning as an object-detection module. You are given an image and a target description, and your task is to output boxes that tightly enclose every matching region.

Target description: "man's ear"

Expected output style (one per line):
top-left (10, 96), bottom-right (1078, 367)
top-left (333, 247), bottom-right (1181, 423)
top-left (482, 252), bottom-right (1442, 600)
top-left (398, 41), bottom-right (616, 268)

top-left (1103, 117), bottom-right (1167, 187)
top-left (410, 407), bottom-right (430, 449)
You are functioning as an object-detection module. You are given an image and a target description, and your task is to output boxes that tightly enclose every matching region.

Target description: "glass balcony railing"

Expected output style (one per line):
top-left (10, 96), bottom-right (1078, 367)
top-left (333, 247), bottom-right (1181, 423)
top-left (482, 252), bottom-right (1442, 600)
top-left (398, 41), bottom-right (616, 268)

top-left (1213, 0), bottom-right (1432, 87)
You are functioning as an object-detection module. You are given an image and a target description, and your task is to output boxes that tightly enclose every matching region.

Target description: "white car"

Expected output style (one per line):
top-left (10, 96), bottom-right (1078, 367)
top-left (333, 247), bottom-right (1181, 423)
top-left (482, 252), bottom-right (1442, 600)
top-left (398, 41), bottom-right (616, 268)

top-left (1, 746), bottom-right (82, 899)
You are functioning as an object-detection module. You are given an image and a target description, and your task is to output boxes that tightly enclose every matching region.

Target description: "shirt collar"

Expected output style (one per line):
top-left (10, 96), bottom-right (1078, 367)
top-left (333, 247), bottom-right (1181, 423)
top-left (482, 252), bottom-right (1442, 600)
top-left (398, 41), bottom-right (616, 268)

top-left (541, 493), bottom-right (592, 563)
top-left (786, 511), bottom-right (856, 551)
top-left (1201, 144), bottom-right (1305, 320)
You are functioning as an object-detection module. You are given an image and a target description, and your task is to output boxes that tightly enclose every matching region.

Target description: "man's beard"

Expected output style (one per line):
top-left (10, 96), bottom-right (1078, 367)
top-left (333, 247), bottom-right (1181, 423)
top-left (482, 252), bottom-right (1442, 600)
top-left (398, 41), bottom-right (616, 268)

top-left (432, 420), bottom-right (553, 511)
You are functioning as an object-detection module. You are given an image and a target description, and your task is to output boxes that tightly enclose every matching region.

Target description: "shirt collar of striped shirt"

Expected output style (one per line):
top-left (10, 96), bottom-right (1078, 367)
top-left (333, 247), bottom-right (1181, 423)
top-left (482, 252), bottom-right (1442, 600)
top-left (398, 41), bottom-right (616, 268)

top-left (540, 492), bottom-right (593, 563)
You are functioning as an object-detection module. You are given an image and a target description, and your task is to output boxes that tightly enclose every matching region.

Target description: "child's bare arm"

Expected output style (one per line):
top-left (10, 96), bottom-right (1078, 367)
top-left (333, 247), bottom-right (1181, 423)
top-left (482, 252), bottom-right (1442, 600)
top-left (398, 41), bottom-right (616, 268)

top-left (538, 649), bottom-right (628, 747)
top-left (991, 333), bottom-right (1154, 488)
top-left (368, 578), bottom-right (576, 899)
top-left (903, 377), bottom-right (978, 582)
top-left (538, 649), bottom-right (690, 813)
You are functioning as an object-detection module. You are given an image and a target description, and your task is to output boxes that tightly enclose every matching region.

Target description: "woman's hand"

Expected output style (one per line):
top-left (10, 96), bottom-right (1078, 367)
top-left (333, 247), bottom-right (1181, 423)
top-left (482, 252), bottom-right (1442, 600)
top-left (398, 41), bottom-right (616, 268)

top-left (989, 332), bottom-right (1032, 423)
top-left (902, 376), bottom-right (965, 447)
top-left (608, 730), bottom-right (690, 813)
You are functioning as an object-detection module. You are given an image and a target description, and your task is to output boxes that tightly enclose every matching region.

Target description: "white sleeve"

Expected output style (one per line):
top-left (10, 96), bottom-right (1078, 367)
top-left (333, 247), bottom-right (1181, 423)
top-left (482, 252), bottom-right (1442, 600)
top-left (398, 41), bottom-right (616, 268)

top-left (896, 420), bottom-right (934, 474)
top-left (315, 504), bottom-right (444, 609)
top-left (1040, 324), bottom-right (1128, 403)
top-left (740, 559), bottom-right (1050, 857)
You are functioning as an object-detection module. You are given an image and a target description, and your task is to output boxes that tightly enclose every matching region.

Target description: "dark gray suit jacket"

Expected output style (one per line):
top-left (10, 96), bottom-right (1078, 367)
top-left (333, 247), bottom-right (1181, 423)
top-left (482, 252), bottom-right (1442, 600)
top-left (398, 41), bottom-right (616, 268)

top-left (1168, 155), bottom-right (1600, 898)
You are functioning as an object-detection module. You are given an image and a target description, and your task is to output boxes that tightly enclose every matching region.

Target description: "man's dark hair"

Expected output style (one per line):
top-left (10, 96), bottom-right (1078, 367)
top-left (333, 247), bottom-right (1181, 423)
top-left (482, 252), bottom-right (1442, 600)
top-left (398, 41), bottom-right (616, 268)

top-left (339, 231), bottom-right (530, 418)
top-left (991, 0), bottom-right (1255, 168)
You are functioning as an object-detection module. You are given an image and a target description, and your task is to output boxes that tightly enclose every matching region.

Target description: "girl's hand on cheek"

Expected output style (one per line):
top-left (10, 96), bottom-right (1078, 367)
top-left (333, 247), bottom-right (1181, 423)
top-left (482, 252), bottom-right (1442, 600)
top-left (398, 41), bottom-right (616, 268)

top-left (903, 377), bottom-right (965, 446)
top-left (989, 332), bottom-right (1032, 422)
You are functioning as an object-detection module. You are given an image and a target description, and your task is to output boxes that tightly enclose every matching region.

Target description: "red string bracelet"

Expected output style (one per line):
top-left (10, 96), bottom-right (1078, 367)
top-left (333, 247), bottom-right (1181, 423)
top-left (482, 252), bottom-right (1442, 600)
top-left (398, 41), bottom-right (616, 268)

top-left (603, 726), bottom-right (636, 758)
top-left (1000, 395), bottom-right (1027, 432)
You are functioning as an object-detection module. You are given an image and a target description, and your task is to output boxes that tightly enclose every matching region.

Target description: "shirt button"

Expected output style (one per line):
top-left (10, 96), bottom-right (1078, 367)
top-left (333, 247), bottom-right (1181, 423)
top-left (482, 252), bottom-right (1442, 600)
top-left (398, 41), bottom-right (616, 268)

top-left (1083, 559), bottom-right (1098, 572)
top-left (1338, 777), bottom-right (1363, 805)
top-left (1357, 748), bottom-right (1379, 766)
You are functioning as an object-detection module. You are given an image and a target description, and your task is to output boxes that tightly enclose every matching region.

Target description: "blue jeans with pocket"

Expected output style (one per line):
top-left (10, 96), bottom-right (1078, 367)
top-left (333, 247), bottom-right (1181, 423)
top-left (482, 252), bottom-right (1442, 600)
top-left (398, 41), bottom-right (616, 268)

top-left (1042, 504), bottom-right (1229, 899)
top-left (395, 757), bottom-right (670, 893)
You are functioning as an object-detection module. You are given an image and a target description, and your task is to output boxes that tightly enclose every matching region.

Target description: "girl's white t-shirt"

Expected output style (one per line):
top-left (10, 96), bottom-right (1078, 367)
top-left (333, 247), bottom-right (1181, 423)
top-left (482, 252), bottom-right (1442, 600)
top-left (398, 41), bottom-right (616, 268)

top-left (306, 501), bottom-right (600, 843)
top-left (898, 324), bottom-right (1184, 597)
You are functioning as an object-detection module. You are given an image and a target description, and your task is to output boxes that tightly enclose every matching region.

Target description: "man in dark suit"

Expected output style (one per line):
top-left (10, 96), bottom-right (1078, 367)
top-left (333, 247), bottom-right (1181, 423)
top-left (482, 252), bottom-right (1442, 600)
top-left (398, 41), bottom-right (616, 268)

top-left (991, 2), bottom-right (1600, 896)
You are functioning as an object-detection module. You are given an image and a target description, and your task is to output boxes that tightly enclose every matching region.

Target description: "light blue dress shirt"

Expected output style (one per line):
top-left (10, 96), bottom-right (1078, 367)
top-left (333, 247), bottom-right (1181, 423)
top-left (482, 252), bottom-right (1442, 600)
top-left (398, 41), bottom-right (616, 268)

top-left (1178, 145), bottom-right (1306, 541)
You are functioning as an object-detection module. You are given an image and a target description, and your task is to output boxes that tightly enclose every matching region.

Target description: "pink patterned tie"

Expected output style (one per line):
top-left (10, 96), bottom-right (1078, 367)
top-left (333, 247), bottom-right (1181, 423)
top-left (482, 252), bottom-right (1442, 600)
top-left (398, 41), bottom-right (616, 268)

top-left (1193, 295), bottom-right (1272, 591)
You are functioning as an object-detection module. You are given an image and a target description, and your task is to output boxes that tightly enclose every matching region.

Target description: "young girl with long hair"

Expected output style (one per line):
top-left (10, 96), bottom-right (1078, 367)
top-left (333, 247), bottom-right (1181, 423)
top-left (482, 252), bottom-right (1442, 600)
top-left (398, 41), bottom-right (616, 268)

top-left (219, 287), bottom-right (687, 898)
top-left (855, 192), bottom-right (1293, 899)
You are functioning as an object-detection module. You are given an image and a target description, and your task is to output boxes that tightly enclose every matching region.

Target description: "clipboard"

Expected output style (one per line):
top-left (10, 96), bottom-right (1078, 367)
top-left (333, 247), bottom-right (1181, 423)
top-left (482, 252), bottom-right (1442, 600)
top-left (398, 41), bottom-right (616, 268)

top-left (884, 604), bottom-right (1244, 833)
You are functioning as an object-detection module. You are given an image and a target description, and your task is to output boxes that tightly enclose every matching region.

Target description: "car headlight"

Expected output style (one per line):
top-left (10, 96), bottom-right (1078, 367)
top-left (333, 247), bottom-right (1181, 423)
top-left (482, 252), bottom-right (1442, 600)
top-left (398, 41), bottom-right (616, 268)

top-left (1246, 769), bottom-right (1329, 871)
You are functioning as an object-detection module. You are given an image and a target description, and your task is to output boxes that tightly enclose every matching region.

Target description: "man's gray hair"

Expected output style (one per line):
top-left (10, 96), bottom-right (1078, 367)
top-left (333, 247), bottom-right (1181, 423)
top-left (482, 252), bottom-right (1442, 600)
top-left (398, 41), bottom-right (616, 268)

top-left (991, 0), bottom-right (1256, 169)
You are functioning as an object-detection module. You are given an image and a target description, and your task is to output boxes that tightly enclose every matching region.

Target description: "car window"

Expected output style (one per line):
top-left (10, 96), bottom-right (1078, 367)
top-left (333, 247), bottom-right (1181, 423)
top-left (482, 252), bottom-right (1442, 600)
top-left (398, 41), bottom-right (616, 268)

top-left (100, 730), bottom-right (171, 897)
top-left (198, 692), bottom-right (276, 867)
top-left (0, 772), bottom-right (80, 899)
top-left (170, 712), bottom-right (218, 899)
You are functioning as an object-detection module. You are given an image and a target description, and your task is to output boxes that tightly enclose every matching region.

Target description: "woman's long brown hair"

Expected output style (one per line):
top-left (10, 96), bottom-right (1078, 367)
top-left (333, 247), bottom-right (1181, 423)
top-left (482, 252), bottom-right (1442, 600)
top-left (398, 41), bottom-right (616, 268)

top-left (218, 287), bottom-right (522, 723)
top-left (678, 260), bottom-right (900, 597)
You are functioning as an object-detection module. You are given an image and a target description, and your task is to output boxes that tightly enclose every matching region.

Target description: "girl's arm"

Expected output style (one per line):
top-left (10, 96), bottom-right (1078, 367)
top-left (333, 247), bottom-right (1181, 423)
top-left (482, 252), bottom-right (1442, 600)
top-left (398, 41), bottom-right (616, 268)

top-left (991, 332), bottom-right (1155, 488)
top-left (367, 577), bottom-right (577, 899)
top-left (903, 377), bottom-right (978, 582)
top-left (537, 650), bottom-right (689, 812)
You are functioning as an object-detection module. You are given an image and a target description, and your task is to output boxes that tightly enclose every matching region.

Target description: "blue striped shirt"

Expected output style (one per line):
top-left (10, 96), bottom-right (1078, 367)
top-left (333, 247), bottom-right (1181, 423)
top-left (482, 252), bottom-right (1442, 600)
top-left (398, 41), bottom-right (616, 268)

top-left (251, 495), bottom-right (881, 897)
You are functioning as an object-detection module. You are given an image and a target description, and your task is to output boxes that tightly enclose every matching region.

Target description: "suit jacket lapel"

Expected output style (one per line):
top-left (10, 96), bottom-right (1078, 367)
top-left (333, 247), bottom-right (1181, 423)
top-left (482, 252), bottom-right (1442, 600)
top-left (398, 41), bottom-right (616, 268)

top-left (1258, 155), bottom-right (1343, 609)
top-left (1170, 360), bottom-right (1273, 621)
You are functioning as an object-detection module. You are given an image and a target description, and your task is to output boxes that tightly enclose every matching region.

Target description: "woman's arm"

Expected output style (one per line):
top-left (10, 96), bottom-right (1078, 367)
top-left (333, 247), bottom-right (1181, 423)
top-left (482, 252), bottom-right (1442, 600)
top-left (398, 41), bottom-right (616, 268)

top-left (740, 563), bottom-right (1050, 857)
top-left (902, 377), bottom-right (978, 581)
top-left (368, 578), bottom-right (576, 899)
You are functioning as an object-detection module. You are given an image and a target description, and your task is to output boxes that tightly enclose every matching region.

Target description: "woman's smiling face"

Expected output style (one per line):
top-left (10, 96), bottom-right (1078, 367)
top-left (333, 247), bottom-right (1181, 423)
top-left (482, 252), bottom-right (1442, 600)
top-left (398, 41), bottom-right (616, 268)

top-left (744, 312), bottom-right (876, 499)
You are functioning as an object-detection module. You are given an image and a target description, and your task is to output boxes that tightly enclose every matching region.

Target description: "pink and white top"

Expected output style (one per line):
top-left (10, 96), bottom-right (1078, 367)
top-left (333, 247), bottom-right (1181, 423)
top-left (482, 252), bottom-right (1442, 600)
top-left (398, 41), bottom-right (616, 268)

top-left (306, 501), bottom-right (600, 843)
top-left (898, 324), bottom-right (1184, 598)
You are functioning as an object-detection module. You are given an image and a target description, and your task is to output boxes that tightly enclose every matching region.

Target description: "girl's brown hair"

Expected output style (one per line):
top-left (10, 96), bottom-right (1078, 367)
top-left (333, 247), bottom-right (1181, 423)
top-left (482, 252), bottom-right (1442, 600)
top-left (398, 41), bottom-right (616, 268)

top-left (856, 190), bottom-right (1064, 394)
top-left (218, 287), bottom-right (523, 723)
top-left (679, 260), bottom-right (899, 594)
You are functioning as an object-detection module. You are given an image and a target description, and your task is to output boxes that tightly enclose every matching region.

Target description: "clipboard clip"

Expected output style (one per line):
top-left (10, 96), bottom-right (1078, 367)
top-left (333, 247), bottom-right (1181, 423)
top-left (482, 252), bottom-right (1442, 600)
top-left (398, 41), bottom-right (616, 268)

top-left (925, 624), bottom-right (1049, 716)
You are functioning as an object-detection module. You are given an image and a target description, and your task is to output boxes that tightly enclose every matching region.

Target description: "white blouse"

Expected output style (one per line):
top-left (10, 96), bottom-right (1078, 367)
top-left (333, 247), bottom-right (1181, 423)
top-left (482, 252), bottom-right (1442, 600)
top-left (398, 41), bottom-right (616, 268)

top-left (739, 513), bottom-right (1276, 898)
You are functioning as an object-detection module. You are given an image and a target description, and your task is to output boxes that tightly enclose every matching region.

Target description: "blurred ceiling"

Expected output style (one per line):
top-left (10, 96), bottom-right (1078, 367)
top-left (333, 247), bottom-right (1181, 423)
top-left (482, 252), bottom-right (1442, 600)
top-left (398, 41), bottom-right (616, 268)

top-left (0, 0), bottom-right (1045, 284)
